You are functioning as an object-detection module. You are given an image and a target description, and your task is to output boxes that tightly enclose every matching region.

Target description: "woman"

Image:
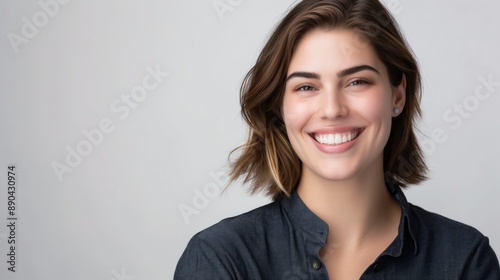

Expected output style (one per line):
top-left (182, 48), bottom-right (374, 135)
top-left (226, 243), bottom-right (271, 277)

top-left (175, 0), bottom-right (500, 279)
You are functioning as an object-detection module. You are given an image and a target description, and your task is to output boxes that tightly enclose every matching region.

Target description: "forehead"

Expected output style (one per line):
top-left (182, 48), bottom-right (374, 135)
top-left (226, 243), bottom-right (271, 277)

top-left (288, 28), bottom-right (385, 74)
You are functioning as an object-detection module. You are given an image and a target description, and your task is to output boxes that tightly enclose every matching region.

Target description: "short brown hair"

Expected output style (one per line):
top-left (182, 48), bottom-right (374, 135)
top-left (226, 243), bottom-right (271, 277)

top-left (229, 0), bottom-right (427, 200)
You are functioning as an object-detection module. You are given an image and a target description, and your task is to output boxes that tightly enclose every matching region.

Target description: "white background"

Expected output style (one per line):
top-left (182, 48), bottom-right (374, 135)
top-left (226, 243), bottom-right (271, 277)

top-left (0, 0), bottom-right (499, 279)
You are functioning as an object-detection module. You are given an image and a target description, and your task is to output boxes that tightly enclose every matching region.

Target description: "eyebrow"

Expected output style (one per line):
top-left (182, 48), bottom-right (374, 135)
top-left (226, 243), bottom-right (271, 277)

top-left (286, 65), bottom-right (379, 81)
top-left (337, 65), bottom-right (379, 77)
top-left (286, 71), bottom-right (320, 81)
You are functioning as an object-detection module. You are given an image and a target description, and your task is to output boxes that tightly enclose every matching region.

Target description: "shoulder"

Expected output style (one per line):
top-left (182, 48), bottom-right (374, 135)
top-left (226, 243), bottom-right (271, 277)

top-left (408, 203), bottom-right (500, 278)
top-left (174, 201), bottom-right (284, 279)
top-left (195, 200), bottom-right (282, 245)
top-left (409, 203), bottom-right (485, 242)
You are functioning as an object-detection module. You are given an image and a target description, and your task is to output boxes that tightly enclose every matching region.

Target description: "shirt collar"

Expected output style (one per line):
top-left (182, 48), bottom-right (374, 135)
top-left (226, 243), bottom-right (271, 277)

top-left (386, 182), bottom-right (419, 256)
top-left (281, 191), bottom-right (329, 244)
top-left (281, 183), bottom-right (419, 256)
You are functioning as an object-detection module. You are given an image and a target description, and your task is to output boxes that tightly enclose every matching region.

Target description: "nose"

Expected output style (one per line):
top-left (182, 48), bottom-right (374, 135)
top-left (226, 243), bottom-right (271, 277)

top-left (318, 88), bottom-right (348, 119)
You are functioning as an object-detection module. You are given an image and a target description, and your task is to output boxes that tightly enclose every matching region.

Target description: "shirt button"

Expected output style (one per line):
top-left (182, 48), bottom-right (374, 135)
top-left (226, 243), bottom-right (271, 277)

top-left (311, 259), bottom-right (321, 270)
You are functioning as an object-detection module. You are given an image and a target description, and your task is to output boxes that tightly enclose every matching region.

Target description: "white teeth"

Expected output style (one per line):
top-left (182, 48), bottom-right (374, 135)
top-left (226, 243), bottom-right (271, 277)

top-left (327, 134), bottom-right (334, 144)
top-left (314, 131), bottom-right (360, 145)
top-left (334, 134), bottom-right (341, 145)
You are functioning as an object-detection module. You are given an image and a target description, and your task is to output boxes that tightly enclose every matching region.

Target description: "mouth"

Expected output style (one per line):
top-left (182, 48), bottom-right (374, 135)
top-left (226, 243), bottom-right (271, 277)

top-left (310, 128), bottom-right (364, 146)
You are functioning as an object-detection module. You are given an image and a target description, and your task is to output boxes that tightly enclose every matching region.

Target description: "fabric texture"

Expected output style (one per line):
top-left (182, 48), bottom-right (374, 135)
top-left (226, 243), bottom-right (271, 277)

top-left (174, 184), bottom-right (500, 279)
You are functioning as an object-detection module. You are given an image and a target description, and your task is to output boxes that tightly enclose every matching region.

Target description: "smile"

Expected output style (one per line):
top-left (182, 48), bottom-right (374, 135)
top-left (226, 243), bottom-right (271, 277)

top-left (311, 129), bottom-right (363, 146)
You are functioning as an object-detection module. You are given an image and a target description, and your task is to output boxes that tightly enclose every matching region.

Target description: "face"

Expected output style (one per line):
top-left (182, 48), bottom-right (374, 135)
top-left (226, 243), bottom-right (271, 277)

top-left (282, 29), bottom-right (405, 184)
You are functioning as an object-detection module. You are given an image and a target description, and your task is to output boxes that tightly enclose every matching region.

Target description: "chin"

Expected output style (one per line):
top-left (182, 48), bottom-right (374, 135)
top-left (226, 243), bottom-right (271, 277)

top-left (308, 163), bottom-right (361, 182)
top-left (319, 172), bottom-right (358, 182)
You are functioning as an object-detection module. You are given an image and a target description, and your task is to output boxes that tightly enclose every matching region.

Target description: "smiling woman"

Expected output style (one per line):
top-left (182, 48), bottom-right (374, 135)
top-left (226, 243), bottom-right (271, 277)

top-left (174, 0), bottom-right (500, 279)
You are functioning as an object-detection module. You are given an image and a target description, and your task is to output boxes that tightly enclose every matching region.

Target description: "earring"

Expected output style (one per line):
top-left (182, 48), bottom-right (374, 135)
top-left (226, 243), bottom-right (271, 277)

top-left (393, 108), bottom-right (400, 115)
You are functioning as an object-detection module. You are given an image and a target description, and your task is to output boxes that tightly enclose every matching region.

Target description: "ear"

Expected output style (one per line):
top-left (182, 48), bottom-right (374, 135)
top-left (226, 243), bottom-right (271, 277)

top-left (392, 74), bottom-right (406, 117)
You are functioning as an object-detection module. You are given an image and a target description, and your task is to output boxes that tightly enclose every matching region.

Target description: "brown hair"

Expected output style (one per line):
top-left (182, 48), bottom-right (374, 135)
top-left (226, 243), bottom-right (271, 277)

top-left (229, 0), bottom-right (427, 200)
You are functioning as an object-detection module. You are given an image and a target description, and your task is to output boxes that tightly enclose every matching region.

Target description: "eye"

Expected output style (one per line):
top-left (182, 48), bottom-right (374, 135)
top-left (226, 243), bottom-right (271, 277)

top-left (295, 85), bottom-right (316, 91)
top-left (349, 79), bottom-right (370, 86)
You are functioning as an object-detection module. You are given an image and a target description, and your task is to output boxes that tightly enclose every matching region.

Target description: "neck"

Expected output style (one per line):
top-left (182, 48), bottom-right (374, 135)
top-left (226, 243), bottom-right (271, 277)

top-left (297, 162), bottom-right (400, 249)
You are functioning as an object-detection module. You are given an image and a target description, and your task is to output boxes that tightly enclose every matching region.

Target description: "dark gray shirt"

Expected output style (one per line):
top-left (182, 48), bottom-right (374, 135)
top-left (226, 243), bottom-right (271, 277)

top-left (174, 184), bottom-right (500, 279)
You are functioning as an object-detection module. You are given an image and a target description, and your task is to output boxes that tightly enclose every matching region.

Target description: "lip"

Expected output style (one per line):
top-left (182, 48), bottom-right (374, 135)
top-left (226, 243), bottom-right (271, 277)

top-left (308, 127), bottom-right (365, 154)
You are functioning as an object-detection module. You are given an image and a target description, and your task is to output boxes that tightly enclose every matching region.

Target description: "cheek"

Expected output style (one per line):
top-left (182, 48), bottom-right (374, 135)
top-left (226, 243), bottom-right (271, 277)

top-left (353, 91), bottom-right (393, 122)
top-left (281, 95), bottom-right (311, 130)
